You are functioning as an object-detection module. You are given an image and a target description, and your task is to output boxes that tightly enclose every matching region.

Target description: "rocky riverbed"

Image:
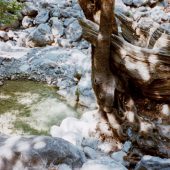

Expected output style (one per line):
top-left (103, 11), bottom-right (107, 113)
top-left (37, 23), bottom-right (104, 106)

top-left (0, 0), bottom-right (170, 169)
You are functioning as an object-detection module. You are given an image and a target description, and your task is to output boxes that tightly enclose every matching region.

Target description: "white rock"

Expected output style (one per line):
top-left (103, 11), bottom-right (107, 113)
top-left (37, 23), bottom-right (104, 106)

top-left (0, 31), bottom-right (9, 41)
top-left (22, 16), bottom-right (33, 28)
top-left (50, 125), bottom-right (63, 138)
top-left (62, 132), bottom-right (83, 146)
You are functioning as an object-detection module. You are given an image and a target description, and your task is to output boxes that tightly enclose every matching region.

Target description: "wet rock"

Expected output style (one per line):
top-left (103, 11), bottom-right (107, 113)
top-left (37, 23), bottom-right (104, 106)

top-left (135, 155), bottom-right (170, 170)
top-left (22, 16), bottom-right (34, 28)
top-left (26, 23), bottom-right (54, 47)
top-left (65, 20), bottom-right (82, 42)
top-left (0, 135), bottom-right (86, 169)
top-left (81, 157), bottom-right (128, 170)
top-left (49, 17), bottom-right (64, 38)
top-left (0, 31), bottom-right (9, 41)
top-left (22, 2), bottom-right (38, 17)
top-left (34, 10), bottom-right (50, 25)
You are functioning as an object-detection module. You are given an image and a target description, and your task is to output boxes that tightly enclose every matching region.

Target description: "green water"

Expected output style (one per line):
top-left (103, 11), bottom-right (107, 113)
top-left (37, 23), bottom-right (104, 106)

top-left (0, 80), bottom-right (81, 135)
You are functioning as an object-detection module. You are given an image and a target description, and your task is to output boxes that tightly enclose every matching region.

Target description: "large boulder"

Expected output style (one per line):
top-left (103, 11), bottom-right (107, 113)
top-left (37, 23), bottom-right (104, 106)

top-left (0, 134), bottom-right (86, 170)
top-left (26, 23), bottom-right (54, 47)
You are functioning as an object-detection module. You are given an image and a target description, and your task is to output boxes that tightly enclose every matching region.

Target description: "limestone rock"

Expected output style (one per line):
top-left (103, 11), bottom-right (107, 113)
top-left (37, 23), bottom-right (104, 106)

top-left (26, 23), bottom-right (54, 47)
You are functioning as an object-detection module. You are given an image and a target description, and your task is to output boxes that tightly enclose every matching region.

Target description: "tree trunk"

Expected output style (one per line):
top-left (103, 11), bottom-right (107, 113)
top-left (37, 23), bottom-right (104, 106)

top-left (78, 0), bottom-right (170, 163)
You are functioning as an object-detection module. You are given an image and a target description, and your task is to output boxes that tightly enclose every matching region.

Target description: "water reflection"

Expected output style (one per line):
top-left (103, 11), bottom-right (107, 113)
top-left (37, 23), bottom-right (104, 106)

top-left (0, 80), bottom-right (81, 135)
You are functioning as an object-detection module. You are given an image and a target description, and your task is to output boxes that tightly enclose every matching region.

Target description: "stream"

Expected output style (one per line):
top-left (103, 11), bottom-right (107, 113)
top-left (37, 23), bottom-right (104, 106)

top-left (0, 80), bottom-right (82, 135)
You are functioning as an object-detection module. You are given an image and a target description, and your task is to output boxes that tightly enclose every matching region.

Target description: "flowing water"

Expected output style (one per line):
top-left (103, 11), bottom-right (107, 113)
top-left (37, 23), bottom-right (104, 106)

top-left (0, 80), bottom-right (82, 135)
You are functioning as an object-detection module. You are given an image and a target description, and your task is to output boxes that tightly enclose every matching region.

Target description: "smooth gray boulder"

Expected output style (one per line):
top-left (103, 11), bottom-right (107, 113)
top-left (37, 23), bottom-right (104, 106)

top-left (0, 135), bottom-right (86, 170)
top-left (135, 155), bottom-right (170, 170)
top-left (26, 23), bottom-right (54, 47)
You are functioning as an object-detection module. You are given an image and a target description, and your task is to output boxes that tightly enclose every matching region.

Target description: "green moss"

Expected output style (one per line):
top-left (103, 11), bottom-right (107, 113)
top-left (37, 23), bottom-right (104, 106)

top-left (0, 0), bottom-right (23, 25)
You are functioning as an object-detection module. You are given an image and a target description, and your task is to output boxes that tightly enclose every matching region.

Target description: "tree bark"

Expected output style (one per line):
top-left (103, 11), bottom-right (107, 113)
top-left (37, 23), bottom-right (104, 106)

top-left (78, 0), bottom-right (170, 162)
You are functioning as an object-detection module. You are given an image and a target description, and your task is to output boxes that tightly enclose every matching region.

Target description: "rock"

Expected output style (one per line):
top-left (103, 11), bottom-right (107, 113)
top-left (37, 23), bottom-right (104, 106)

top-left (0, 135), bottom-right (86, 169)
top-left (65, 20), bottom-right (82, 42)
top-left (138, 17), bottom-right (154, 30)
top-left (26, 23), bottom-right (54, 47)
top-left (50, 125), bottom-right (64, 138)
top-left (157, 125), bottom-right (170, 140)
top-left (123, 0), bottom-right (133, 5)
top-left (135, 155), bottom-right (170, 170)
top-left (83, 146), bottom-right (101, 159)
top-left (49, 17), bottom-right (64, 38)
top-left (111, 151), bottom-right (127, 165)
top-left (0, 81), bottom-right (4, 86)
top-left (0, 31), bottom-right (9, 41)
top-left (122, 141), bottom-right (132, 153)
top-left (57, 38), bottom-right (72, 48)
top-left (82, 137), bottom-right (100, 150)
top-left (7, 30), bottom-right (16, 39)
top-left (150, 7), bottom-right (167, 23)
top-left (50, 6), bottom-right (61, 18)
top-left (57, 164), bottom-right (72, 170)
top-left (22, 16), bottom-right (34, 28)
top-left (34, 10), bottom-right (50, 25)
top-left (64, 18), bottom-right (76, 27)
top-left (62, 132), bottom-right (83, 146)
top-left (22, 2), bottom-right (38, 17)
top-left (133, 0), bottom-right (149, 7)
top-left (81, 157), bottom-right (128, 170)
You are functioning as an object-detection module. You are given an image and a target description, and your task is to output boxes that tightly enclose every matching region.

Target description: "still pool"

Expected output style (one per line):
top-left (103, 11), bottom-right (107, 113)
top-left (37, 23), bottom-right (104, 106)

top-left (0, 80), bottom-right (81, 135)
